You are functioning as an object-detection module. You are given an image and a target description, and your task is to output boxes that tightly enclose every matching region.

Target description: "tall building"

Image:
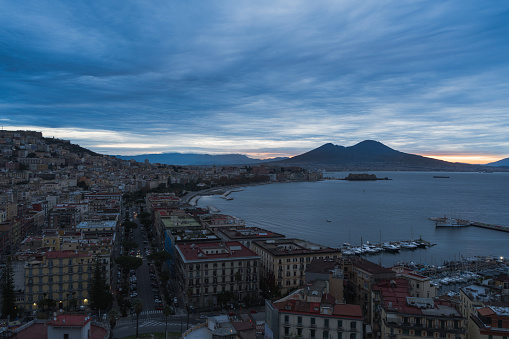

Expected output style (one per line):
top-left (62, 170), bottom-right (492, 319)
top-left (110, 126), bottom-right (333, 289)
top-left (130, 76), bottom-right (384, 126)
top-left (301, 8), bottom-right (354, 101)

top-left (175, 241), bottom-right (261, 309)
top-left (22, 250), bottom-right (95, 312)
top-left (251, 239), bottom-right (341, 294)
top-left (265, 281), bottom-right (364, 339)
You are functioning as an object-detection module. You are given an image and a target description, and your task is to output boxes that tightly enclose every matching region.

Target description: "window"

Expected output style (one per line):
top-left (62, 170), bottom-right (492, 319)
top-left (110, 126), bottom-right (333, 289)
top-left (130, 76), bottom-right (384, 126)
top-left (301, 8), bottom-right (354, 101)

top-left (310, 329), bottom-right (316, 338)
top-left (323, 330), bottom-right (329, 338)
top-left (284, 327), bottom-right (289, 335)
top-left (298, 316), bottom-right (302, 326)
top-left (324, 319), bottom-right (329, 329)
top-left (350, 322), bottom-right (356, 330)
top-left (64, 334), bottom-right (69, 339)
top-left (350, 334), bottom-right (356, 339)
top-left (284, 315), bottom-right (289, 324)
top-left (311, 318), bottom-right (316, 327)
top-left (338, 320), bottom-right (343, 329)
top-left (337, 332), bottom-right (343, 339)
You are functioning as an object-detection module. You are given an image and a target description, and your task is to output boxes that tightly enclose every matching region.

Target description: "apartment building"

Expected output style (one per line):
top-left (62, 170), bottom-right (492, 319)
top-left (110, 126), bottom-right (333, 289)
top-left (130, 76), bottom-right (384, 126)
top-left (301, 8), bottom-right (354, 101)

top-left (22, 250), bottom-right (95, 311)
top-left (251, 239), bottom-right (341, 294)
top-left (468, 305), bottom-right (509, 339)
top-left (216, 226), bottom-right (285, 249)
top-left (373, 278), bottom-right (466, 339)
top-left (175, 241), bottom-right (261, 309)
top-left (265, 282), bottom-right (364, 339)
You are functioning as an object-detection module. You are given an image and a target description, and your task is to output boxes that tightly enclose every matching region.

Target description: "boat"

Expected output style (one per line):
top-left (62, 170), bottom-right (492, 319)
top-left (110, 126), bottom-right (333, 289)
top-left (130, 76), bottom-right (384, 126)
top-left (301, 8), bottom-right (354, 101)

top-left (326, 219), bottom-right (332, 222)
top-left (433, 175), bottom-right (450, 178)
top-left (434, 217), bottom-right (469, 227)
top-left (400, 242), bottom-right (418, 250)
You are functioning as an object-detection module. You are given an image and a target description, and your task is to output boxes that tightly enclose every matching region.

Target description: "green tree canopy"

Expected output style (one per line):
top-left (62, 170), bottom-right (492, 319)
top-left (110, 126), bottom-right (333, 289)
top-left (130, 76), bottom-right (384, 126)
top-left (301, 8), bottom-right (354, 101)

top-left (122, 221), bottom-right (138, 230)
top-left (115, 256), bottom-right (143, 271)
top-left (147, 251), bottom-right (171, 268)
top-left (122, 240), bottom-right (139, 252)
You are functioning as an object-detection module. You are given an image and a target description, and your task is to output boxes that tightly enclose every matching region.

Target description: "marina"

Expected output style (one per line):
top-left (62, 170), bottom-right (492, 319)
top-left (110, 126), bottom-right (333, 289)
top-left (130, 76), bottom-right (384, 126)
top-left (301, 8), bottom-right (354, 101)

top-left (340, 238), bottom-right (436, 256)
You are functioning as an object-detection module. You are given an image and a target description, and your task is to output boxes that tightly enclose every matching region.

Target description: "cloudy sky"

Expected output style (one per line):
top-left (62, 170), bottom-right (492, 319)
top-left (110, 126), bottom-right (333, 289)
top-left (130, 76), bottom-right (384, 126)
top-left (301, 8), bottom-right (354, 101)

top-left (1, 1), bottom-right (509, 163)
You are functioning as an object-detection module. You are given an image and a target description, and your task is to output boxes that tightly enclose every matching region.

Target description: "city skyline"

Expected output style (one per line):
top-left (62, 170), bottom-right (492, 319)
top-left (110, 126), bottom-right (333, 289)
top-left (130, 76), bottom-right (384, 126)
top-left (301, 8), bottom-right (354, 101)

top-left (2, 1), bottom-right (509, 164)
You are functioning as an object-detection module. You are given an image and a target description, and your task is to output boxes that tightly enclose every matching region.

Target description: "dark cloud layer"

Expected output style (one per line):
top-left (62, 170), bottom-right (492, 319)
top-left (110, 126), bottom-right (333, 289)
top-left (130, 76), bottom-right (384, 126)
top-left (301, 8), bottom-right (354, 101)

top-left (1, 0), bottom-right (509, 160)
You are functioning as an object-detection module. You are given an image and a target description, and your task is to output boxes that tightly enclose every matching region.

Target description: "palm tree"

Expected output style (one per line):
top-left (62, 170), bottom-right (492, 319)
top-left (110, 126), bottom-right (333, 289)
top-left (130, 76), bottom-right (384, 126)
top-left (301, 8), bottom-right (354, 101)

top-left (133, 298), bottom-right (143, 338)
top-left (163, 304), bottom-right (173, 339)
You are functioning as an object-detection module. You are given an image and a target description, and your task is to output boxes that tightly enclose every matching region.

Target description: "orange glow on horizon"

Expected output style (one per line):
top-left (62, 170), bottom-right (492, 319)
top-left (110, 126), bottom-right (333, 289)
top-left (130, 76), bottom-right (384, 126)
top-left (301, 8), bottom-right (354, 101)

top-left (421, 154), bottom-right (503, 164)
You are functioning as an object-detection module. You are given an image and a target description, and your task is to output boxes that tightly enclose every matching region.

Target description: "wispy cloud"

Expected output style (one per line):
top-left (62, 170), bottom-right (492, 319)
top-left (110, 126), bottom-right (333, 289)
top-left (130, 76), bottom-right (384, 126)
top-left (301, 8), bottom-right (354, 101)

top-left (1, 0), bottom-right (509, 160)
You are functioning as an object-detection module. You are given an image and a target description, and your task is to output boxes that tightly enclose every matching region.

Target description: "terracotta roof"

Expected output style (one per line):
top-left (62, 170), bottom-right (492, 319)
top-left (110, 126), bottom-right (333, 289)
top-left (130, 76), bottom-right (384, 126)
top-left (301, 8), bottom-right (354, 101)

top-left (333, 304), bottom-right (363, 319)
top-left (478, 307), bottom-right (496, 317)
top-left (177, 241), bottom-right (260, 262)
top-left (232, 321), bottom-right (255, 332)
top-left (47, 314), bottom-right (91, 327)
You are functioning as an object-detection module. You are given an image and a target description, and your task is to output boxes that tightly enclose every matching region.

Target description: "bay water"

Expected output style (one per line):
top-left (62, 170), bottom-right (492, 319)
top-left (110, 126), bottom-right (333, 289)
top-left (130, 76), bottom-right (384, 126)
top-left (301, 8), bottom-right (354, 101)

top-left (197, 171), bottom-right (509, 267)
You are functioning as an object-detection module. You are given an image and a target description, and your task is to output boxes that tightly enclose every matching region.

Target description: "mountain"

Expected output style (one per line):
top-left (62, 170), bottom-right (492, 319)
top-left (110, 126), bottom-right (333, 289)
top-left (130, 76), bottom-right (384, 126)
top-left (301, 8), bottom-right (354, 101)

top-left (115, 153), bottom-right (288, 166)
top-left (486, 157), bottom-right (509, 167)
top-left (269, 140), bottom-right (490, 171)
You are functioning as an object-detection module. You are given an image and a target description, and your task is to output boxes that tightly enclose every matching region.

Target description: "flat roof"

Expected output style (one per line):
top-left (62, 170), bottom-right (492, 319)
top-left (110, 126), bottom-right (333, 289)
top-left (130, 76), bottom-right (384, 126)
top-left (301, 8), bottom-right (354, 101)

top-left (176, 241), bottom-right (260, 263)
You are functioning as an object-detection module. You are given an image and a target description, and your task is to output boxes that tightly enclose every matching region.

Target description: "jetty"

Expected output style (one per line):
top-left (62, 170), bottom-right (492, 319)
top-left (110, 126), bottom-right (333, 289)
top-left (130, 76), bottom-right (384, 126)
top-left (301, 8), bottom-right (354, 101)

top-left (430, 216), bottom-right (509, 233)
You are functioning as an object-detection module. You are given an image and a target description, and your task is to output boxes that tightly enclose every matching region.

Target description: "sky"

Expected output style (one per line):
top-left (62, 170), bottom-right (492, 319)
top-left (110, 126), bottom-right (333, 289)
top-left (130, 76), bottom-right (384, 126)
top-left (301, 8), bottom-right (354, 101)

top-left (1, 1), bottom-right (509, 164)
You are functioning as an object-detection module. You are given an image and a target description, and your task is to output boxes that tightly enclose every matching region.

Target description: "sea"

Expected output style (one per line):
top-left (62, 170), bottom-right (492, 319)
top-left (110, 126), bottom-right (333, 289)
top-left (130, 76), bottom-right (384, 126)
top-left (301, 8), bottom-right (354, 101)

top-left (197, 171), bottom-right (509, 267)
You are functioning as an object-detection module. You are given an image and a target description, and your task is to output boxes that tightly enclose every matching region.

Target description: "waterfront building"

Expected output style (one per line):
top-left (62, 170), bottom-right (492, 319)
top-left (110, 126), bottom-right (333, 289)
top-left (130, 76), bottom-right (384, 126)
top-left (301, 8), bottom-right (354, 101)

top-left (216, 226), bottom-right (286, 248)
top-left (175, 241), bottom-right (261, 309)
top-left (251, 238), bottom-right (341, 294)
top-left (392, 265), bottom-right (438, 299)
top-left (373, 278), bottom-right (466, 339)
top-left (305, 258), bottom-right (345, 303)
top-left (200, 214), bottom-right (246, 233)
top-left (164, 228), bottom-right (219, 273)
top-left (265, 281), bottom-right (364, 339)
top-left (341, 257), bottom-right (396, 330)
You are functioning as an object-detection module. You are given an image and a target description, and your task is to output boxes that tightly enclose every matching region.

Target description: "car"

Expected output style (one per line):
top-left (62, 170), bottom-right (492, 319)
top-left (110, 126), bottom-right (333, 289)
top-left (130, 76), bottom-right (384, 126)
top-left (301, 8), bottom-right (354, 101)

top-left (250, 310), bottom-right (257, 314)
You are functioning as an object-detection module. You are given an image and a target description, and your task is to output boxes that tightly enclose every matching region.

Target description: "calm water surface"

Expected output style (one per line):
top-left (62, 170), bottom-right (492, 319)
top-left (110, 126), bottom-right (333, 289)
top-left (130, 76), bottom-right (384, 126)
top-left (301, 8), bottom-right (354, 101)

top-left (197, 172), bottom-right (509, 266)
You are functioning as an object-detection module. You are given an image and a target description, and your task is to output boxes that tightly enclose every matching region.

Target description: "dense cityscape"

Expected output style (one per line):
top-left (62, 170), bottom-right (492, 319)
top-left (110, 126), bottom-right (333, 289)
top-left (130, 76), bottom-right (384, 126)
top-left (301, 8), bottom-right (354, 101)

top-left (0, 130), bottom-right (507, 339)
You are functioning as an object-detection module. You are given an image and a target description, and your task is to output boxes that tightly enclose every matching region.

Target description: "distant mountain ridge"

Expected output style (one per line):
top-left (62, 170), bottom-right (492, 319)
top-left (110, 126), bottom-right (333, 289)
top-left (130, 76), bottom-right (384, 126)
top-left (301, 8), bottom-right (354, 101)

top-left (115, 152), bottom-right (288, 166)
top-left (486, 157), bottom-right (509, 167)
top-left (268, 140), bottom-right (491, 171)
top-left (115, 140), bottom-right (502, 171)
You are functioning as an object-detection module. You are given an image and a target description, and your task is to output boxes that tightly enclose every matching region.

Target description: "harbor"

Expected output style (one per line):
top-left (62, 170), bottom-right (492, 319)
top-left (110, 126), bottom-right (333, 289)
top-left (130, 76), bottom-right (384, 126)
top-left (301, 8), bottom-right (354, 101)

top-left (340, 238), bottom-right (436, 256)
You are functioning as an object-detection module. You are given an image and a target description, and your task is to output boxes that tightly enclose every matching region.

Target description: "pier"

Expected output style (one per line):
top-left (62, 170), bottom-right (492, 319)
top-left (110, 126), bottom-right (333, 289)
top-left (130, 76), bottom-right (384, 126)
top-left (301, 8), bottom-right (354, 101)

top-left (431, 216), bottom-right (509, 233)
top-left (469, 221), bottom-right (509, 232)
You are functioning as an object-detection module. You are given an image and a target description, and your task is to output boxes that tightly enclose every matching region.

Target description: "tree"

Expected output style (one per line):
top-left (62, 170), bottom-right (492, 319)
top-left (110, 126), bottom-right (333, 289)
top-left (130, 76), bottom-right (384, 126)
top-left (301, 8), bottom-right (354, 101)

top-left (115, 256), bottom-right (143, 272)
top-left (1, 259), bottom-right (17, 318)
top-left (122, 240), bottom-right (139, 252)
top-left (89, 259), bottom-right (112, 312)
top-left (122, 221), bottom-right (138, 231)
top-left (147, 251), bottom-right (171, 269)
top-left (163, 304), bottom-right (174, 339)
top-left (133, 298), bottom-right (143, 338)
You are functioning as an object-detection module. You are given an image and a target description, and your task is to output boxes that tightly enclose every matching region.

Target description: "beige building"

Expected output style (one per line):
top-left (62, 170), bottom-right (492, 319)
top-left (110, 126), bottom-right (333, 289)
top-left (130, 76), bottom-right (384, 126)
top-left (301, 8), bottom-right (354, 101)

top-left (175, 241), bottom-right (261, 309)
top-left (392, 266), bottom-right (438, 299)
top-left (251, 239), bottom-right (341, 294)
top-left (22, 250), bottom-right (95, 311)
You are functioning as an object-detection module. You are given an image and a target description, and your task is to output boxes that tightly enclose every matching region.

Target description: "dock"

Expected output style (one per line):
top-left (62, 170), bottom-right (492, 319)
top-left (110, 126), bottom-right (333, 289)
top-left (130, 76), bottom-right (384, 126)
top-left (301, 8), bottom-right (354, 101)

top-left (469, 221), bottom-right (509, 233)
top-left (430, 216), bottom-right (509, 233)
